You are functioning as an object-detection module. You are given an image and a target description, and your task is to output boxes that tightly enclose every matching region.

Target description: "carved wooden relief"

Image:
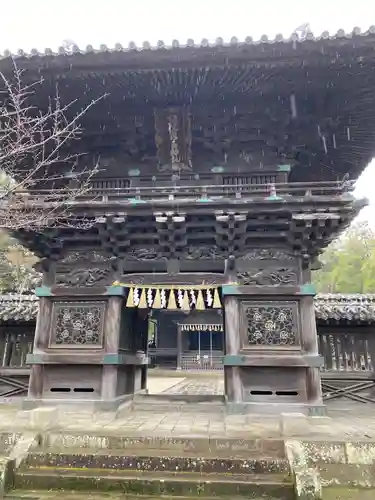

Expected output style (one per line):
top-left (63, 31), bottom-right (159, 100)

top-left (56, 268), bottom-right (113, 287)
top-left (61, 251), bottom-right (111, 263)
top-left (56, 251), bottom-right (115, 287)
top-left (242, 301), bottom-right (299, 347)
top-left (242, 249), bottom-right (294, 260)
top-left (120, 273), bottom-right (225, 286)
top-left (123, 248), bottom-right (162, 261)
top-left (123, 245), bottom-right (225, 262)
top-left (237, 268), bottom-right (298, 286)
top-left (49, 301), bottom-right (106, 347)
top-left (185, 246), bottom-right (225, 260)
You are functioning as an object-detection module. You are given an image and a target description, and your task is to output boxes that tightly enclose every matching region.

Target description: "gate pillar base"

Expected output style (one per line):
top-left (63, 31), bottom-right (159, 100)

top-left (25, 286), bottom-right (147, 408)
top-left (222, 276), bottom-right (326, 415)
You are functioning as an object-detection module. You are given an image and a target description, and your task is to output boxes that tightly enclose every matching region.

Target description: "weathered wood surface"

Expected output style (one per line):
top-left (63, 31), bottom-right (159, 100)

top-left (0, 329), bottom-right (33, 397)
top-left (1, 325), bottom-right (375, 405)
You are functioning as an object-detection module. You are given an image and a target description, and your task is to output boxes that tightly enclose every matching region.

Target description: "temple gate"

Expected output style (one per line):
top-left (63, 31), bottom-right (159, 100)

top-left (0, 32), bottom-right (373, 414)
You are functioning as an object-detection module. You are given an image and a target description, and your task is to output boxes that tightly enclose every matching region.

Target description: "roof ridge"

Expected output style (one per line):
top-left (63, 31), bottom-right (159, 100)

top-left (2, 26), bottom-right (375, 60)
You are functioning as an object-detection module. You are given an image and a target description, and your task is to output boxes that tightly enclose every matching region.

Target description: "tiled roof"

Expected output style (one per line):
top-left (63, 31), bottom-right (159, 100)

top-left (0, 293), bottom-right (374, 323)
top-left (314, 294), bottom-right (375, 323)
top-left (1, 26), bottom-right (374, 60)
top-left (0, 294), bottom-right (38, 322)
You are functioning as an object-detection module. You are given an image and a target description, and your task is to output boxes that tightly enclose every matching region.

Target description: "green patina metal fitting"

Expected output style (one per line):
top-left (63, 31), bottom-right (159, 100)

top-left (221, 285), bottom-right (240, 295)
top-left (26, 353), bottom-right (147, 365)
top-left (198, 197), bottom-right (213, 202)
top-left (223, 354), bottom-right (244, 366)
top-left (103, 354), bottom-right (147, 365)
top-left (277, 164), bottom-right (291, 172)
top-left (35, 286), bottom-right (52, 297)
top-left (129, 198), bottom-right (147, 205)
top-left (105, 286), bottom-right (125, 296)
top-left (300, 283), bottom-right (316, 295)
top-left (128, 168), bottom-right (140, 176)
top-left (26, 353), bottom-right (43, 364)
top-left (211, 166), bottom-right (224, 173)
top-left (265, 194), bottom-right (284, 201)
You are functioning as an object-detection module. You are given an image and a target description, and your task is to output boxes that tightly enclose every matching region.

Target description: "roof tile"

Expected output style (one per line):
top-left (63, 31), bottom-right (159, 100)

top-left (2, 26), bottom-right (375, 60)
top-left (0, 293), bottom-right (374, 323)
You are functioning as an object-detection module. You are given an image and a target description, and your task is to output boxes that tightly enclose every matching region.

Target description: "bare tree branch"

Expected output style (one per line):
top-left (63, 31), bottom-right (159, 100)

top-left (0, 60), bottom-right (106, 230)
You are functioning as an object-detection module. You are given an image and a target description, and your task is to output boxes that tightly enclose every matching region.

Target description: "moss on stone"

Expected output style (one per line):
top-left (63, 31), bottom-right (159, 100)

top-left (14, 472), bottom-right (295, 498)
top-left (323, 486), bottom-right (375, 500)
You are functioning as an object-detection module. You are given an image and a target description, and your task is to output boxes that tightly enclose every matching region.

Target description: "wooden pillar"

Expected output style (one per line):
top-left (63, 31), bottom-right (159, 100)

top-left (300, 296), bottom-right (323, 404)
top-left (27, 296), bottom-right (52, 400)
top-left (176, 324), bottom-right (182, 370)
top-left (101, 296), bottom-right (123, 401)
top-left (141, 314), bottom-right (149, 390)
top-left (223, 256), bottom-right (242, 403)
top-left (224, 296), bottom-right (242, 402)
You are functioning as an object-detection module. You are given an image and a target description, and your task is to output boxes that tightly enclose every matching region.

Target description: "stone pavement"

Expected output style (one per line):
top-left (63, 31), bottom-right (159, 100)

top-left (0, 402), bottom-right (375, 441)
top-left (147, 377), bottom-right (186, 394)
top-left (0, 376), bottom-right (373, 441)
top-left (161, 378), bottom-right (225, 395)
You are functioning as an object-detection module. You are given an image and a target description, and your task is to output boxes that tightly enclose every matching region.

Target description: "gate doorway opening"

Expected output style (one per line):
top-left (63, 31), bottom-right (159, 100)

top-left (147, 310), bottom-right (224, 396)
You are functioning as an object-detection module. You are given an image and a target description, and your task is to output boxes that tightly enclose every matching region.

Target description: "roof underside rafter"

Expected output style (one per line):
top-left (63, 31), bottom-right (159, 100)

top-left (1, 26), bottom-right (375, 183)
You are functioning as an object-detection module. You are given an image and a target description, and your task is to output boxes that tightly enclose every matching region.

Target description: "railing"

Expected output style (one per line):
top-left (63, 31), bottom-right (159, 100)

top-left (0, 331), bottom-right (34, 368)
top-left (318, 329), bottom-right (375, 406)
top-left (319, 330), bottom-right (374, 372)
top-left (1, 328), bottom-right (374, 404)
top-left (6, 180), bottom-right (355, 206)
top-left (181, 351), bottom-right (224, 371)
top-left (0, 331), bottom-right (33, 397)
top-left (0, 328), bottom-right (372, 375)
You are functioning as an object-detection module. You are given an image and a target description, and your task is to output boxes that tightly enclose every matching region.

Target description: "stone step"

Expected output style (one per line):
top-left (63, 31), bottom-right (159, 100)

top-left (131, 395), bottom-right (226, 414)
top-left (40, 433), bottom-right (286, 458)
top-left (5, 492), bottom-right (292, 500)
top-left (14, 470), bottom-right (295, 498)
top-left (19, 451), bottom-right (290, 476)
top-left (134, 395), bottom-right (225, 403)
top-left (132, 404), bottom-right (227, 414)
top-left (131, 399), bottom-right (226, 413)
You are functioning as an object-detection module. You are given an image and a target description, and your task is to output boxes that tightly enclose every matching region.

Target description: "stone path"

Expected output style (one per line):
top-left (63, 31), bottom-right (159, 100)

top-left (1, 402), bottom-right (375, 441)
top-left (162, 378), bottom-right (225, 395)
top-left (147, 377), bottom-right (186, 394)
top-left (0, 376), bottom-right (374, 441)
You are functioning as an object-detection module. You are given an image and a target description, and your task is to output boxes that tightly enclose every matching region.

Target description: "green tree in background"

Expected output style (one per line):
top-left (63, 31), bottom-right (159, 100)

top-left (313, 221), bottom-right (375, 293)
top-left (0, 233), bottom-right (40, 293)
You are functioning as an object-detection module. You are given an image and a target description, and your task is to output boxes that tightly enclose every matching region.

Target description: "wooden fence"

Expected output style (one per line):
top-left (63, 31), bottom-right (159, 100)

top-left (0, 329), bottom-right (34, 398)
top-left (1, 326), bottom-right (375, 405)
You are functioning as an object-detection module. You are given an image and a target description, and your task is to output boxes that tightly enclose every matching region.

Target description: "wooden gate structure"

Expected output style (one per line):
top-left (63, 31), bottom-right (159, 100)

top-left (0, 293), bottom-right (375, 409)
top-left (1, 32), bottom-right (375, 413)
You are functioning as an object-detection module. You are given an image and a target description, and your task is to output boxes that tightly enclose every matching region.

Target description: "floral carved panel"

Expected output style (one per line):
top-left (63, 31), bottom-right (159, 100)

top-left (49, 301), bottom-right (106, 348)
top-left (242, 301), bottom-right (299, 348)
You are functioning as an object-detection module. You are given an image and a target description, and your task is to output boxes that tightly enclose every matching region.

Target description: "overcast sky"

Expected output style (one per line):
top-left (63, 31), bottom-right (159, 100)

top-left (1, 0), bottom-right (374, 222)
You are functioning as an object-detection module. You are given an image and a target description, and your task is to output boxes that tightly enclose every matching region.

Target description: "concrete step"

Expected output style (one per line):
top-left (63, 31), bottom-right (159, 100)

top-left (132, 404), bottom-right (227, 413)
top-left (40, 433), bottom-right (286, 459)
top-left (131, 397), bottom-right (227, 413)
top-left (132, 394), bottom-right (226, 413)
top-left (14, 469), bottom-right (295, 498)
top-left (19, 451), bottom-right (290, 476)
top-left (134, 394), bottom-right (225, 404)
top-left (6, 492), bottom-right (293, 500)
